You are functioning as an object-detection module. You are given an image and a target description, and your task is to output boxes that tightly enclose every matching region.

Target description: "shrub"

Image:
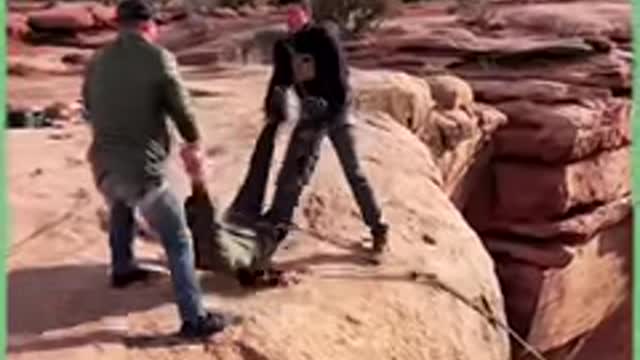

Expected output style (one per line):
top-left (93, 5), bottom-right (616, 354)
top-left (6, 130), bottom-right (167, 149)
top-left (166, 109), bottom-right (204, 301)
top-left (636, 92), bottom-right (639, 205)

top-left (311, 0), bottom-right (399, 36)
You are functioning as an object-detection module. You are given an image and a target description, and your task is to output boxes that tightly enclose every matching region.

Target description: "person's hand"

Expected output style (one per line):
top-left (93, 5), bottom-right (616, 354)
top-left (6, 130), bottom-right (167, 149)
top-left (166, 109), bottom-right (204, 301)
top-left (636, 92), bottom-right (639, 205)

top-left (267, 86), bottom-right (288, 123)
top-left (180, 142), bottom-right (205, 183)
top-left (301, 96), bottom-right (328, 120)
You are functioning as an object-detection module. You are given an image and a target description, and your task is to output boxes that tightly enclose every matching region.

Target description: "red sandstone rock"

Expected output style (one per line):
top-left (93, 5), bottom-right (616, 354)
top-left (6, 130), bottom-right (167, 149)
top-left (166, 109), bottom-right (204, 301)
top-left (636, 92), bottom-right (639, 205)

top-left (452, 50), bottom-right (631, 91)
top-left (484, 196), bottom-right (631, 243)
top-left (561, 295), bottom-right (631, 360)
top-left (36, 32), bottom-right (115, 49)
top-left (525, 215), bottom-right (631, 354)
top-left (495, 259), bottom-right (544, 339)
top-left (485, 2), bottom-right (631, 40)
top-left (485, 239), bottom-right (573, 269)
top-left (469, 79), bottom-right (612, 104)
top-left (494, 215), bottom-right (631, 359)
top-left (211, 7), bottom-right (240, 19)
top-left (376, 29), bottom-right (598, 58)
top-left (8, 14), bottom-right (29, 39)
top-left (493, 98), bottom-right (631, 163)
top-left (177, 50), bottom-right (220, 66)
top-left (493, 148), bottom-right (630, 222)
top-left (87, 4), bottom-right (116, 29)
top-left (27, 5), bottom-right (96, 32)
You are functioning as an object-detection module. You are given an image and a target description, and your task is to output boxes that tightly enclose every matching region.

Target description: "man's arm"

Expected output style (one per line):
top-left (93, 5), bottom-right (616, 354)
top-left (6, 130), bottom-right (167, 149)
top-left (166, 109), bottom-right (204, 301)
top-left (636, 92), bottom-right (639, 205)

top-left (264, 39), bottom-right (293, 120)
top-left (81, 53), bottom-right (98, 123)
top-left (159, 49), bottom-right (201, 144)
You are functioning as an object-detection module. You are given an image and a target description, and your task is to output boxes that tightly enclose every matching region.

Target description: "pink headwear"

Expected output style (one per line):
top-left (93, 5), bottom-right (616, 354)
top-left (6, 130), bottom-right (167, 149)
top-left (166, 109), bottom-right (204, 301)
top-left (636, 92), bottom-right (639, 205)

top-left (286, 6), bottom-right (309, 33)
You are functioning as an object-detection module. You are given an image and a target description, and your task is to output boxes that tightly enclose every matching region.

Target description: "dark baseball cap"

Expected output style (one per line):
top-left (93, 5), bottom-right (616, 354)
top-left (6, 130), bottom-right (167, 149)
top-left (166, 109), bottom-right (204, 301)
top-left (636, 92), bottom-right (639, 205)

top-left (116, 0), bottom-right (157, 23)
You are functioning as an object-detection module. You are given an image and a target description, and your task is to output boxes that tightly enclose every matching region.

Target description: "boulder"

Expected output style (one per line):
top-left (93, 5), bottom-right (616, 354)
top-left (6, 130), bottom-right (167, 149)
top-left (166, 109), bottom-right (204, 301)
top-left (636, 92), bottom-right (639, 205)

top-left (434, 103), bottom-right (506, 197)
top-left (351, 70), bottom-right (506, 201)
top-left (425, 74), bottom-right (474, 110)
top-left (352, 70), bottom-right (435, 132)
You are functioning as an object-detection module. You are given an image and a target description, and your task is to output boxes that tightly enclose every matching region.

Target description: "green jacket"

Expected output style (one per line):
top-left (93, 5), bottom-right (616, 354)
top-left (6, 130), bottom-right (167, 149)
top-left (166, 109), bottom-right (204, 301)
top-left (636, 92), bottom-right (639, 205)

top-left (82, 30), bottom-right (200, 200)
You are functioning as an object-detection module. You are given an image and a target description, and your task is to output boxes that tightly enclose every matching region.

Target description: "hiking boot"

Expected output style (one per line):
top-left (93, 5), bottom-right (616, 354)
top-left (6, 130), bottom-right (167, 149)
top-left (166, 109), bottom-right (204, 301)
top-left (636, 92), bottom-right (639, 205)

top-left (179, 311), bottom-right (242, 339)
top-left (371, 223), bottom-right (389, 254)
top-left (249, 227), bottom-right (283, 270)
top-left (236, 267), bottom-right (302, 288)
top-left (111, 267), bottom-right (163, 289)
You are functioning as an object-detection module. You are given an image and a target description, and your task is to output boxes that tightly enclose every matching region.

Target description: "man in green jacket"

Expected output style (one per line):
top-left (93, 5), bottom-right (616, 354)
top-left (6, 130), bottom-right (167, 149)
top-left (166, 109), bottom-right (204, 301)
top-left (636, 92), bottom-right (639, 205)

top-left (82, 0), bottom-right (237, 338)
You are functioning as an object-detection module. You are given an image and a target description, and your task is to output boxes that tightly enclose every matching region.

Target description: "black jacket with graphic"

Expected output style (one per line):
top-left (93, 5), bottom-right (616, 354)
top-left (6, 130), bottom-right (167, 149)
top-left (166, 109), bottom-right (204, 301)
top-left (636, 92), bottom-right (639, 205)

top-left (264, 22), bottom-right (350, 118)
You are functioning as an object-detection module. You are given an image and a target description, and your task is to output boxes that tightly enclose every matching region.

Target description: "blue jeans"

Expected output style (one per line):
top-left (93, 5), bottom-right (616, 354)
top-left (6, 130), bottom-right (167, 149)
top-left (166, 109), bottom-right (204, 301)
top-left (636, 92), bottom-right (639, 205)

top-left (108, 200), bottom-right (136, 275)
top-left (101, 176), bottom-right (206, 324)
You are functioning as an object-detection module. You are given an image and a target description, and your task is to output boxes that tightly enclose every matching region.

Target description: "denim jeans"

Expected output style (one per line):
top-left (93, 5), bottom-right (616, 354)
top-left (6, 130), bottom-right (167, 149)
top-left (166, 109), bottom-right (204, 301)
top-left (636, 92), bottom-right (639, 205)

top-left (107, 200), bottom-right (136, 276)
top-left (99, 176), bottom-right (206, 324)
top-left (265, 110), bottom-right (385, 239)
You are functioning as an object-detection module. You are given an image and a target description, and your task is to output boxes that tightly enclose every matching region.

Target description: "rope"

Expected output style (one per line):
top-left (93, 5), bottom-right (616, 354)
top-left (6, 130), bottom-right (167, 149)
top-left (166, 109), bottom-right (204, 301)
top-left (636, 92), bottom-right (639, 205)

top-left (410, 271), bottom-right (549, 360)
top-left (10, 195), bottom-right (90, 259)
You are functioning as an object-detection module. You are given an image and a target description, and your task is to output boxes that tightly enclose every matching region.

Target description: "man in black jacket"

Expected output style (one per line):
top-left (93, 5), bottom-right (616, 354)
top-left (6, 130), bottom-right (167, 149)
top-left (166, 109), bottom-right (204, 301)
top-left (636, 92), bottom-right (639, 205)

top-left (226, 1), bottom-right (389, 264)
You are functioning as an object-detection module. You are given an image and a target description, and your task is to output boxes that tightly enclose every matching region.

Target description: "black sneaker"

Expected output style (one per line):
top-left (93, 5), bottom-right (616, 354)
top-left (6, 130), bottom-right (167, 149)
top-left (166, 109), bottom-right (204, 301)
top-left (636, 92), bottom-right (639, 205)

top-left (111, 267), bottom-right (162, 289)
top-left (179, 311), bottom-right (242, 339)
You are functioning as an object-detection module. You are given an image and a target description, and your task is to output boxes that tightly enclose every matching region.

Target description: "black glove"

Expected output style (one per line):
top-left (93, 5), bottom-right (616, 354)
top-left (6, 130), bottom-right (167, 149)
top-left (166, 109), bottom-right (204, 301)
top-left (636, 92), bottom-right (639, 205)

top-left (266, 86), bottom-right (287, 123)
top-left (301, 96), bottom-right (329, 120)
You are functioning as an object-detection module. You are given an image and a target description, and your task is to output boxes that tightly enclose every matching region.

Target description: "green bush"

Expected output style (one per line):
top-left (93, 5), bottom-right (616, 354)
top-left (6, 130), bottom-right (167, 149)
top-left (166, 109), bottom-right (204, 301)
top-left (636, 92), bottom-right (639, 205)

top-left (311, 0), bottom-right (399, 36)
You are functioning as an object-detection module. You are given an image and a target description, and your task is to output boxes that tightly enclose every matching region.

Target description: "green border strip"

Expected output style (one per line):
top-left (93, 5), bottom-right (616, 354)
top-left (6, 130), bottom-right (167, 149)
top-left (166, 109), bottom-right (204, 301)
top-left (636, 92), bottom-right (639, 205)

top-left (635, 0), bottom-right (640, 359)
top-left (0, 2), bottom-right (636, 360)
top-left (1, 0), bottom-right (7, 358)
top-left (634, 0), bottom-right (640, 359)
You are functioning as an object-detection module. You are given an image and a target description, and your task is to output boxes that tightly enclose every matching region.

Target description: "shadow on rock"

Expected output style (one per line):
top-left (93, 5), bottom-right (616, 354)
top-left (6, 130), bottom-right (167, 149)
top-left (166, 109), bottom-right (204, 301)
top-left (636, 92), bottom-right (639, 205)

top-left (7, 262), bottom-right (256, 354)
top-left (8, 263), bottom-right (174, 337)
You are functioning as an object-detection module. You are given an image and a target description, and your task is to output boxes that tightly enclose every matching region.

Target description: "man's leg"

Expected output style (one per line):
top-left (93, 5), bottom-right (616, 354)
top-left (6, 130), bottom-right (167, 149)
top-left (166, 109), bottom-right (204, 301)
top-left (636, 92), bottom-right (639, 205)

top-left (328, 118), bottom-right (389, 253)
top-left (139, 185), bottom-right (236, 336)
top-left (262, 119), bottom-right (325, 251)
top-left (97, 173), bottom-right (159, 288)
top-left (108, 200), bottom-right (136, 274)
top-left (225, 121), bottom-right (282, 227)
top-left (108, 200), bottom-right (161, 288)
